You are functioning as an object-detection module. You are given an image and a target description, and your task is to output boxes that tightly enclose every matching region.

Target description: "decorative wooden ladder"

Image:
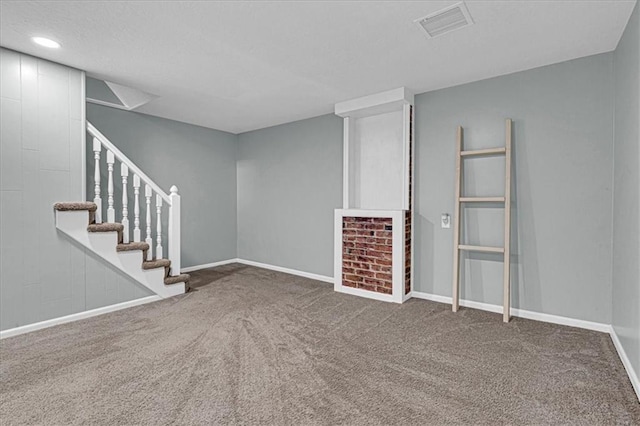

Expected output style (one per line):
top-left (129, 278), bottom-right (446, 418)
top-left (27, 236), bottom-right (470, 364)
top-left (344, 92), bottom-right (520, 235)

top-left (452, 119), bottom-right (512, 322)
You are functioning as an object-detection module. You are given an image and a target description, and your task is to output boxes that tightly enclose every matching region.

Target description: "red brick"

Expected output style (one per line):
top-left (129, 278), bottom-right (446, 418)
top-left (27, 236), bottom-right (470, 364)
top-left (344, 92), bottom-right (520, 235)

top-left (356, 269), bottom-right (375, 278)
top-left (359, 283), bottom-right (376, 292)
top-left (344, 274), bottom-right (363, 282)
top-left (366, 250), bottom-right (383, 259)
top-left (375, 272), bottom-right (392, 281)
top-left (375, 258), bottom-right (392, 266)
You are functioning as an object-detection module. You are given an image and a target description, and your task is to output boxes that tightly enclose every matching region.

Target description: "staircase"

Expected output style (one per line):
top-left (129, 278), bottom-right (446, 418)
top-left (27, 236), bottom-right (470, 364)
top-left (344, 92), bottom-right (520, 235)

top-left (54, 122), bottom-right (190, 298)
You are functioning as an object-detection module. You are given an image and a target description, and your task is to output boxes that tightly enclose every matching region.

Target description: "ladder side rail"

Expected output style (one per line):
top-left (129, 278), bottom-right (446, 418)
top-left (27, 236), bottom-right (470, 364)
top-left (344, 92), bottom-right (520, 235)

top-left (503, 119), bottom-right (513, 322)
top-left (452, 126), bottom-right (463, 312)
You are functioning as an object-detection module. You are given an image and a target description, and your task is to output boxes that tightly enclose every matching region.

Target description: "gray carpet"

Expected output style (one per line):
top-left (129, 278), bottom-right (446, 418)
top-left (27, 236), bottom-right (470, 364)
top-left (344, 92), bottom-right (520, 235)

top-left (1, 264), bottom-right (638, 425)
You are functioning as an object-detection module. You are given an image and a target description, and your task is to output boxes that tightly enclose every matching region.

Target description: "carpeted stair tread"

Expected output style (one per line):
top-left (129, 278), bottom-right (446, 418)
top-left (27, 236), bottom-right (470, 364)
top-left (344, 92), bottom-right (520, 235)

top-left (164, 274), bottom-right (190, 285)
top-left (88, 223), bottom-right (123, 233)
top-left (54, 202), bottom-right (97, 212)
top-left (142, 259), bottom-right (171, 270)
top-left (116, 242), bottom-right (149, 252)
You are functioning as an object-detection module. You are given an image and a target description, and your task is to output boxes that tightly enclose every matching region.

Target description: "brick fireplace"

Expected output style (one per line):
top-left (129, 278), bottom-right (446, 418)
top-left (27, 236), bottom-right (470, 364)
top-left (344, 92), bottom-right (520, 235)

top-left (342, 216), bottom-right (394, 294)
top-left (333, 88), bottom-right (414, 303)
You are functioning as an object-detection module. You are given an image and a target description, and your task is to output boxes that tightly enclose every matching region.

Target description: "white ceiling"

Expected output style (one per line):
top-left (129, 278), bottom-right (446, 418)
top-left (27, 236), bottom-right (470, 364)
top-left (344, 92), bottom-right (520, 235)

top-left (0, 0), bottom-right (636, 134)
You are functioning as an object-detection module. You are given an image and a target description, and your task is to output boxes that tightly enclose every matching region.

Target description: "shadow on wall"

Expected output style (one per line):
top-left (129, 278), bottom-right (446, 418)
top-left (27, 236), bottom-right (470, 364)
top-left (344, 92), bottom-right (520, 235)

top-left (511, 120), bottom-right (543, 313)
top-left (417, 215), bottom-right (436, 293)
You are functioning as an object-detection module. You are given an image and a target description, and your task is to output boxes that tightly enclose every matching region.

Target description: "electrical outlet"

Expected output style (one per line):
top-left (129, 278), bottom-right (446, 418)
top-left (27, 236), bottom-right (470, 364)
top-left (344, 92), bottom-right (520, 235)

top-left (441, 213), bottom-right (451, 229)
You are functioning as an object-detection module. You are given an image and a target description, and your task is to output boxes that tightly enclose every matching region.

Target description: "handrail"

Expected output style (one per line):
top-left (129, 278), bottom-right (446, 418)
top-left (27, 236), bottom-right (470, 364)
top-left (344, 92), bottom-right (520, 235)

top-left (87, 121), bottom-right (171, 204)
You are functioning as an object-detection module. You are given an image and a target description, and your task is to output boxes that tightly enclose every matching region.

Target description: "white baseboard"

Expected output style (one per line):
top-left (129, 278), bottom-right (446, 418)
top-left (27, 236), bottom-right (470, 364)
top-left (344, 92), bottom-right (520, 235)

top-left (181, 258), bottom-right (238, 272)
top-left (409, 291), bottom-right (610, 333)
top-left (610, 326), bottom-right (640, 401)
top-left (174, 258), bottom-right (334, 284)
top-left (510, 307), bottom-right (611, 333)
top-left (336, 285), bottom-right (398, 303)
top-left (0, 295), bottom-right (161, 340)
top-left (236, 259), bottom-right (334, 284)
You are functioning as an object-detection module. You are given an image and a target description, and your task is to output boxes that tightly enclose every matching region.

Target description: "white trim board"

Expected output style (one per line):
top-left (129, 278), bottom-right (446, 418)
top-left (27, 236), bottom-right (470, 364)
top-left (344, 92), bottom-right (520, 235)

top-left (337, 285), bottom-right (397, 303)
top-left (181, 258), bottom-right (238, 272)
top-left (610, 326), bottom-right (640, 401)
top-left (236, 259), bottom-right (334, 284)
top-left (179, 258), bottom-right (334, 284)
top-left (0, 296), bottom-right (161, 340)
top-left (409, 291), bottom-right (611, 333)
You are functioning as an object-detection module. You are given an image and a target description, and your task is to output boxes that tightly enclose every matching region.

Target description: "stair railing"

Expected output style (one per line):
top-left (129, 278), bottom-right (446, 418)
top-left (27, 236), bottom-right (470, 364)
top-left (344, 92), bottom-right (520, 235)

top-left (87, 122), bottom-right (181, 275)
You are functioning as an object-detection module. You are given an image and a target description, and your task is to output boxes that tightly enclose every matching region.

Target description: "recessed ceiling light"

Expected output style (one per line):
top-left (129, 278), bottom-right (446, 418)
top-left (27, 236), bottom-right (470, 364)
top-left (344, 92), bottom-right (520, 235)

top-left (31, 37), bottom-right (60, 49)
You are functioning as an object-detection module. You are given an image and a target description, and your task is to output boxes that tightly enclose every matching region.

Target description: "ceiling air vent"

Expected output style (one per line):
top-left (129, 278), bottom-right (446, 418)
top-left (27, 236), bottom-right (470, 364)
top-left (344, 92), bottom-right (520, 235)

top-left (415, 2), bottom-right (474, 39)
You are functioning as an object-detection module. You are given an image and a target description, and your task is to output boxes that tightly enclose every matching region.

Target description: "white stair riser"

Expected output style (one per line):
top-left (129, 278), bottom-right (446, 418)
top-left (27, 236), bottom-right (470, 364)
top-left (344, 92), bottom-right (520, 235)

top-left (55, 210), bottom-right (185, 298)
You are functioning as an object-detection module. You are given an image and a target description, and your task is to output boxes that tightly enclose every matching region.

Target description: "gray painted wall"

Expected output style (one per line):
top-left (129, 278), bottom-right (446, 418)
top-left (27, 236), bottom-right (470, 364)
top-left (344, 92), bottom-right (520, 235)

top-left (612, 2), bottom-right (639, 380)
top-left (0, 48), bottom-right (151, 332)
top-left (86, 103), bottom-right (238, 268)
top-left (86, 77), bottom-right (123, 106)
top-left (236, 53), bottom-right (616, 324)
top-left (237, 114), bottom-right (342, 276)
top-left (415, 53), bottom-right (614, 324)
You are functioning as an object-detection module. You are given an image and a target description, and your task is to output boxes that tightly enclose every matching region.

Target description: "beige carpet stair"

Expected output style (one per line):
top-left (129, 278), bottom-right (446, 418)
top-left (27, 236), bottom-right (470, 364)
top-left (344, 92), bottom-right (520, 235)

top-left (54, 202), bottom-right (97, 224)
top-left (116, 242), bottom-right (149, 252)
top-left (164, 274), bottom-right (191, 285)
top-left (142, 259), bottom-right (171, 269)
top-left (54, 202), bottom-right (190, 291)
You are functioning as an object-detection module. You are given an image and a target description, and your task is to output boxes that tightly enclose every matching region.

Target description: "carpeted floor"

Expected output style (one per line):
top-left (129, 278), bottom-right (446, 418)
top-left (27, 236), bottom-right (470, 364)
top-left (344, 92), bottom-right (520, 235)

top-left (1, 264), bottom-right (638, 425)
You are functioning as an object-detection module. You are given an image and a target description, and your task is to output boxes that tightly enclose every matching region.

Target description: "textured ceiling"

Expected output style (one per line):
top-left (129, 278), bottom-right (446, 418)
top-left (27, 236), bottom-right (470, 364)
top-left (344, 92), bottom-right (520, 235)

top-left (0, 0), bottom-right (636, 134)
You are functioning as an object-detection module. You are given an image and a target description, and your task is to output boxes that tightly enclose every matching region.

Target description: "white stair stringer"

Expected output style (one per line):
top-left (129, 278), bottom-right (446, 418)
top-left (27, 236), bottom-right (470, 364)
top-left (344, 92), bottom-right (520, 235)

top-left (55, 210), bottom-right (185, 298)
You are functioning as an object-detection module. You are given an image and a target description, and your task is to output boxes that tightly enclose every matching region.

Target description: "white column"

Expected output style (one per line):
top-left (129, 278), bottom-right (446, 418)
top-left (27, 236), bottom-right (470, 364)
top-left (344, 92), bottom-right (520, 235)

top-left (106, 150), bottom-right (115, 223)
top-left (92, 138), bottom-right (102, 224)
top-left (156, 194), bottom-right (163, 260)
top-left (168, 185), bottom-right (181, 275)
top-left (145, 184), bottom-right (153, 261)
top-left (121, 163), bottom-right (129, 244)
top-left (133, 175), bottom-right (141, 242)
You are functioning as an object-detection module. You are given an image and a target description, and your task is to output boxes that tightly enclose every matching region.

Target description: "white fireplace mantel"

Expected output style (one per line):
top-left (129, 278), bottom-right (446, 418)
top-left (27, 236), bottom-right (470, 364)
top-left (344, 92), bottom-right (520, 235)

top-left (333, 88), bottom-right (415, 303)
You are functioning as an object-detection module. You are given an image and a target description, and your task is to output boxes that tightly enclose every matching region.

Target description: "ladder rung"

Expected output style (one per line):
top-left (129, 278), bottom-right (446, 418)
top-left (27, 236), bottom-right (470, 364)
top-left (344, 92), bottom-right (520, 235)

top-left (460, 197), bottom-right (505, 203)
top-left (460, 147), bottom-right (506, 157)
top-left (458, 244), bottom-right (505, 253)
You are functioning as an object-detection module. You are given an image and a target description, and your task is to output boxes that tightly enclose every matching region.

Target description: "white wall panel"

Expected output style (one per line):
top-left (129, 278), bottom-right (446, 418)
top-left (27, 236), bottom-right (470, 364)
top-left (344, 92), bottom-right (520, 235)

top-left (0, 48), bottom-right (149, 332)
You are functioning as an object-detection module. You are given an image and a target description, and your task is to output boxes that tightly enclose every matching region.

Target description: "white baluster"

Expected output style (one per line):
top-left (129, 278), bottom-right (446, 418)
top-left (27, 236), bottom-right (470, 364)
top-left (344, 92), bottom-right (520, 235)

top-left (106, 150), bottom-right (115, 223)
top-left (168, 185), bottom-right (181, 275)
top-left (92, 138), bottom-right (102, 224)
top-left (145, 185), bottom-right (153, 261)
top-left (121, 163), bottom-right (129, 244)
top-left (133, 175), bottom-right (141, 242)
top-left (156, 194), bottom-right (163, 259)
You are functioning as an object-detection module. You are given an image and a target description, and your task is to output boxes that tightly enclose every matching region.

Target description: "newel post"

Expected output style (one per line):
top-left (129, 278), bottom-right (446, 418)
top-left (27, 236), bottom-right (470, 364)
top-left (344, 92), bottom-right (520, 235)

top-left (168, 185), bottom-right (181, 275)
